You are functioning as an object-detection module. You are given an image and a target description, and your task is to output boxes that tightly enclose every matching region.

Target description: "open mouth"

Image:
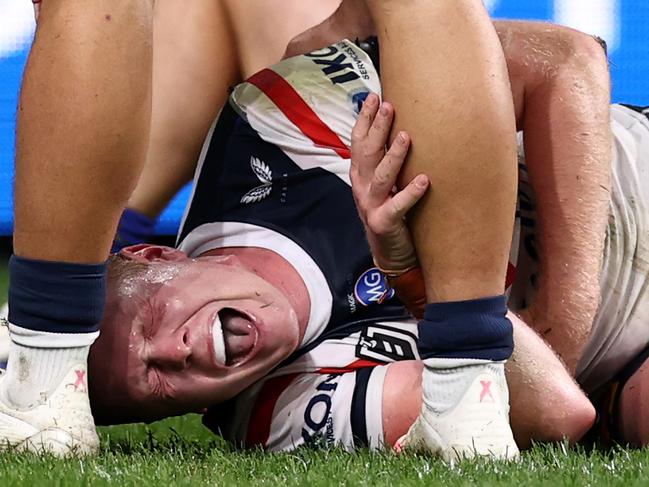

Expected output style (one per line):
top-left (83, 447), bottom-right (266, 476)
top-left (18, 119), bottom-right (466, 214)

top-left (211, 308), bottom-right (258, 367)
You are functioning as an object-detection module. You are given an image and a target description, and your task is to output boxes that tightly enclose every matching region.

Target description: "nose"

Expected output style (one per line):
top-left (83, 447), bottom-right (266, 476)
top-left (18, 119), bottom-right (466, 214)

top-left (147, 329), bottom-right (191, 371)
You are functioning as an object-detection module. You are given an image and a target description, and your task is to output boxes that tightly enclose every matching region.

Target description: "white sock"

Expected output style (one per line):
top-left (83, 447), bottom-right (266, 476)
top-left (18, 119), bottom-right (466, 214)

top-left (421, 358), bottom-right (506, 414)
top-left (0, 341), bottom-right (89, 410)
top-left (0, 321), bottom-right (9, 366)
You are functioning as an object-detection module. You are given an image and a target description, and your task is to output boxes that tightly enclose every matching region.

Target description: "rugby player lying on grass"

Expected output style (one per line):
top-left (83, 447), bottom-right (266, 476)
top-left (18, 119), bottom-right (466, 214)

top-left (4, 0), bottom-right (522, 458)
top-left (67, 19), bottom-right (635, 453)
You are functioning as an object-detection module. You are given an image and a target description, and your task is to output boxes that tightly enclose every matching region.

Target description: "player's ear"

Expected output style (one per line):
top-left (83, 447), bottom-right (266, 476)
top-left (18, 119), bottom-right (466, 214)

top-left (118, 244), bottom-right (188, 263)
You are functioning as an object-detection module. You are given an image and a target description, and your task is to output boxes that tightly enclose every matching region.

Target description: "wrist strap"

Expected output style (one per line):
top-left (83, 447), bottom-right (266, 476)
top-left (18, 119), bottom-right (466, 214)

top-left (374, 261), bottom-right (419, 279)
top-left (385, 266), bottom-right (426, 319)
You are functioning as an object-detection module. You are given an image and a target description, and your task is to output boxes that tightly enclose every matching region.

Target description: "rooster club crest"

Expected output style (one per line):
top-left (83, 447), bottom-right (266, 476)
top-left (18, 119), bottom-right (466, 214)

top-left (354, 267), bottom-right (395, 306)
top-left (241, 156), bottom-right (273, 204)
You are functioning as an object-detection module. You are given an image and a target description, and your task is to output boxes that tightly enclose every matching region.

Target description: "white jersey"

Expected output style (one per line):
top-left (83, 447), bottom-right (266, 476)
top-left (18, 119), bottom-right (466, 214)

top-left (181, 40), bottom-right (418, 452)
top-left (510, 104), bottom-right (649, 395)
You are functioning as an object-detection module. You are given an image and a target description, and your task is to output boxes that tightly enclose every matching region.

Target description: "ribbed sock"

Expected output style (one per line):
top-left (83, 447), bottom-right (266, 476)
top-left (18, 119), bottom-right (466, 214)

top-left (0, 341), bottom-right (89, 410)
top-left (421, 358), bottom-right (506, 414)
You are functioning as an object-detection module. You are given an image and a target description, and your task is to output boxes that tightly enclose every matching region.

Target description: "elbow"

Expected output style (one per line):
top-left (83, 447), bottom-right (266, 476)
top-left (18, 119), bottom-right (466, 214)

top-left (568, 28), bottom-right (609, 74)
top-left (525, 24), bottom-right (611, 95)
top-left (528, 386), bottom-right (596, 446)
top-left (551, 26), bottom-right (610, 85)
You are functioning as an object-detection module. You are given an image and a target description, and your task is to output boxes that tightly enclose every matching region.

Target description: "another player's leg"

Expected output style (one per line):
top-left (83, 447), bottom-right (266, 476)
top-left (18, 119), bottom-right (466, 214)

top-left (116, 0), bottom-right (341, 250)
top-left (223, 0), bottom-right (341, 76)
top-left (116, 0), bottom-right (238, 251)
top-left (365, 0), bottom-right (519, 460)
top-left (1, 0), bottom-right (153, 455)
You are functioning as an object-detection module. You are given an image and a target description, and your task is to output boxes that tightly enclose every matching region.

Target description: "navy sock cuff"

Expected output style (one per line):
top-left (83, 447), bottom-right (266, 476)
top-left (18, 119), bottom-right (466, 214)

top-left (418, 295), bottom-right (514, 361)
top-left (8, 255), bottom-right (107, 334)
top-left (112, 208), bottom-right (157, 253)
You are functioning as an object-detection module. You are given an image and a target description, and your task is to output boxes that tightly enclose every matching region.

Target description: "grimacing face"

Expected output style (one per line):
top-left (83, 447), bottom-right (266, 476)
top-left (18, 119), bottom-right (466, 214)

top-left (89, 244), bottom-right (300, 424)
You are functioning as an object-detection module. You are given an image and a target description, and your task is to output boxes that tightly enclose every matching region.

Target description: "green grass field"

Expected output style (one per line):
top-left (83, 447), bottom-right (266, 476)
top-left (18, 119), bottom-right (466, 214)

top-left (2, 417), bottom-right (649, 487)
top-left (1, 246), bottom-right (649, 486)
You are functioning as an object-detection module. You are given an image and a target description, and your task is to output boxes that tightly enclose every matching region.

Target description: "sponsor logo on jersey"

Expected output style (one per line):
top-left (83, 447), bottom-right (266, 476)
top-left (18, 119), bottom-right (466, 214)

top-left (304, 41), bottom-right (370, 86)
top-left (356, 324), bottom-right (419, 362)
top-left (241, 156), bottom-right (273, 204)
top-left (354, 267), bottom-right (395, 307)
top-left (350, 90), bottom-right (370, 115)
top-left (301, 374), bottom-right (340, 446)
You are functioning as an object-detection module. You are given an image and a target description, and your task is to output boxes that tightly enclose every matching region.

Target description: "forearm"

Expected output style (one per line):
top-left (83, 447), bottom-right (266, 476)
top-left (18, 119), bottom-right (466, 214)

top-left (497, 22), bottom-right (611, 371)
top-left (498, 23), bottom-right (612, 371)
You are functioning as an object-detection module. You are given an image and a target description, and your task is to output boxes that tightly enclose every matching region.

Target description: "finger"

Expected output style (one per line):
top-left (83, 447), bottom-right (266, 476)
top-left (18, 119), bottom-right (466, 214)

top-left (367, 131), bottom-right (411, 205)
top-left (389, 174), bottom-right (430, 219)
top-left (354, 101), bottom-right (394, 182)
top-left (351, 93), bottom-right (380, 144)
top-left (366, 101), bottom-right (394, 156)
top-left (350, 94), bottom-right (382, 182)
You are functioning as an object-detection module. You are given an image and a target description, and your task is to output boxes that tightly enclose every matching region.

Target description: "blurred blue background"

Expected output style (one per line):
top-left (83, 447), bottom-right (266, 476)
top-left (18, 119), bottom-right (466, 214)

top-left (0, 0), bottom-right (647, 235)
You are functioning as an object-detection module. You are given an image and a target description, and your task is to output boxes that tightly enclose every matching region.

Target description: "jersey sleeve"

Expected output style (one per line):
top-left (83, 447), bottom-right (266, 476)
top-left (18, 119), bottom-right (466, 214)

top-left (230, 40), bottom-right (381, 186)
top-left (203, 317), bottom-right (421, 452)
top-left (206, 366), bottom-right (390, 452)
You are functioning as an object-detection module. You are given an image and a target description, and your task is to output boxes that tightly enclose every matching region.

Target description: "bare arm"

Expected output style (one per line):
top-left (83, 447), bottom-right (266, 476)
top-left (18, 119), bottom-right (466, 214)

top-left (496, 21), bottom-right (612, 372)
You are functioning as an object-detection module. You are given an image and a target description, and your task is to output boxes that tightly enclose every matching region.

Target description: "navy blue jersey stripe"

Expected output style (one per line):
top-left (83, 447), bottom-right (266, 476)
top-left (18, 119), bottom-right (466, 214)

top-left (351, 367), bottom-right (373, 448)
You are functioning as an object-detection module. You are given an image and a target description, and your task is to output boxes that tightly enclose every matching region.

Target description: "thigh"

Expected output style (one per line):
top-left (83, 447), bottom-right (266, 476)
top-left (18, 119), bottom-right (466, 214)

top-left (128, 0), bottom-right (239, 216)
top-left (224, 0), bottom-right (341, 77)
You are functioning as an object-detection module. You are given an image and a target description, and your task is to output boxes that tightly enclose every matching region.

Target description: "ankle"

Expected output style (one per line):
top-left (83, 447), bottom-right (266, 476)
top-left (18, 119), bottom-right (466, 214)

top-left (1, 341), bottom-right (89, 409)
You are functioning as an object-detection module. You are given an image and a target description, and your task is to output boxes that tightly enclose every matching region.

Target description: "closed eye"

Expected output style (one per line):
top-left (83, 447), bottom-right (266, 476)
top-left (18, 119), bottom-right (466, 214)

top-left (147, 366), bottom-right (173, 400)
top-left (141, 299), bottom-right (157, 340)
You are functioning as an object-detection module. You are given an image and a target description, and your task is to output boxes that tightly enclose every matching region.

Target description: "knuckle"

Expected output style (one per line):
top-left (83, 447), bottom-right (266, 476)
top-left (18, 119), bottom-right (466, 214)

top-left (391, 199), bottom-right (405, 216)
top-left (362, 148), bottom-right (379, 161)
top-left (372, 172), bottom-right (390, 188)
top-left (351, 131), bottom-right (364, 144)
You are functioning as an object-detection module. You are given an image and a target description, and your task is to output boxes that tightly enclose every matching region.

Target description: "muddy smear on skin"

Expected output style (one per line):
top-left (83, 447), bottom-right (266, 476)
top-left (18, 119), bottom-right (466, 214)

top-left (17, 352), bottom-right (29, 382)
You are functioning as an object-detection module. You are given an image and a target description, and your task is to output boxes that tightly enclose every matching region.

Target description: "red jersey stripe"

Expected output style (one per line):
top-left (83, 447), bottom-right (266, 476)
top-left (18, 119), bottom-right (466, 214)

top-left (247, 69), bottom-right (351, 159)
top-left (245, 373), bottom-right (300, 448)
top-left (317, 358), bottom-right (383, 375)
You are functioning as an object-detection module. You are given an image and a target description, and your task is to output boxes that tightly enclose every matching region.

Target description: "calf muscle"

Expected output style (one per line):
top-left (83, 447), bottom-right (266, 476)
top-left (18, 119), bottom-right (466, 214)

top-left (15, 0), bottom-right (154, 262)
top-left (367, 0), bottom-right (518, 302)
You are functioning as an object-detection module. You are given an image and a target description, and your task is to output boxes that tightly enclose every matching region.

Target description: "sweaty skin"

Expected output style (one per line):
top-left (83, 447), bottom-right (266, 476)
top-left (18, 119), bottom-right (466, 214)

top-left (90, 21), bottom-right (605, 446)
top-left (89, 245), bottom-right (306, 424)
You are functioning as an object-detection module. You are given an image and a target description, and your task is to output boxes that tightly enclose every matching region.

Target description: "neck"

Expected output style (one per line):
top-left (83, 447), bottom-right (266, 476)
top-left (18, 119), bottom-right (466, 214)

top-left (200, 247), bottom-right (310, 342)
